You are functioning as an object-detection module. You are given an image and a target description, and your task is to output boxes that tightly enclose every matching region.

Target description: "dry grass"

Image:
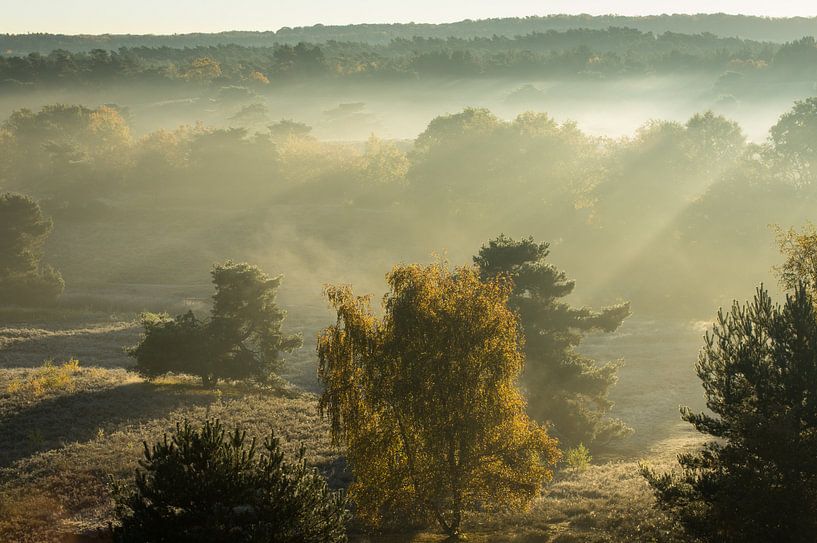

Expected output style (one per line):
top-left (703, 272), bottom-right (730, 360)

top-left (0, 309), bottom-right (710, 542)
top-left (0, 322), bottom-right (139, 369)
top-left (0, 370), bottom-right (341, 542)
top-left (0, 363), bottom-right (697, 543)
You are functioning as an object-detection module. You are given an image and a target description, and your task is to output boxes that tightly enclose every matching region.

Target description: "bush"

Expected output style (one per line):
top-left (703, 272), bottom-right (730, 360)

top-left (564, 443), bottom-right (592, 474)
top-left (128, 311), bottom-right (210, 381)
top-left (129, 261), bottom-right (301, 385)
top-left (112, 419), bottom-right (348, 543)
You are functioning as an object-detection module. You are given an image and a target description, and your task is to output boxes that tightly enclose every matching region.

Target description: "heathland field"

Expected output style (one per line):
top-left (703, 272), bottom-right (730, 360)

top-left (0, 292), bottom-right (705, 542)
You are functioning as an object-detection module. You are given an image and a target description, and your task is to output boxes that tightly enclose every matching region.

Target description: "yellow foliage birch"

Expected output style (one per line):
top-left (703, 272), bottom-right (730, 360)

top-left (318, 263), bottom-right (559, 539)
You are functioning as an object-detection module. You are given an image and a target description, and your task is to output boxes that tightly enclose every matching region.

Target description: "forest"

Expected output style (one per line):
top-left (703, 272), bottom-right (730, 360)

top-left (2, 30), bottom-right (817, 87)
top-left (5, 13), bottom-right (817, 51)
top-left (2, 10), bottom-right (817, 543)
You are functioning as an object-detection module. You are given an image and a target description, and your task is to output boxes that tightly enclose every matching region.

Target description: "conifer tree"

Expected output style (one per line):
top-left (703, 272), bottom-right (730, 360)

top-left (474, 235), bottom-right (631, 447)
top-left (130, 261), bottom-right (301, 385)
top-left (643, 284), bottom-right (817, 542)
top-left (0, 192), bottom-right (64, 306)
top-left (112, 419), bottom-right (348, 543)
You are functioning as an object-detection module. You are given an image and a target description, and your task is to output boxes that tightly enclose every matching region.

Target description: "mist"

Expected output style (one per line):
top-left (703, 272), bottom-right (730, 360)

top-left (2, 12), bottom-right (817, 543)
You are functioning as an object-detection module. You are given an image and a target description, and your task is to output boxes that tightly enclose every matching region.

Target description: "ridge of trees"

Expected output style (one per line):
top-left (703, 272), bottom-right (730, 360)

top-left (2, 30), bottom-right (817, 87)
top-left (4, 14), bottom-right (817, 54)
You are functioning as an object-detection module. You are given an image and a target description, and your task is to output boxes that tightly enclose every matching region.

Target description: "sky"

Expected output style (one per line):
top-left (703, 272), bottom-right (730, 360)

top-left (3, 0), bottom-right (817, 35)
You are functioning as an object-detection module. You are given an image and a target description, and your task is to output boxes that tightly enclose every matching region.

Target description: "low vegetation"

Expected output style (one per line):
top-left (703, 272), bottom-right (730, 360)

top-left (5, 358), bottom-right (80, 399)
top-left (112, 419), bottom-right (348, 543)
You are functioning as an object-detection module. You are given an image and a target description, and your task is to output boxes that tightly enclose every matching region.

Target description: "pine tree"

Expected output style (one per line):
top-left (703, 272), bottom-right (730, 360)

top-left (643, 284), bottom-right (817, 542)
top-left (112, 419), bottom-right (348, 543)
top-left (474, 234), bottom-right (631, 447)
top-left (0, 192), bottom-right (64, 306)
top-left (129, 261), bottom-right (301, 385)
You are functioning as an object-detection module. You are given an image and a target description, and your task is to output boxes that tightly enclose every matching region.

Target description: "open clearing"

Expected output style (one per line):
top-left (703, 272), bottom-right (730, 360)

top-left (0, 295), bottom-right (707, 542)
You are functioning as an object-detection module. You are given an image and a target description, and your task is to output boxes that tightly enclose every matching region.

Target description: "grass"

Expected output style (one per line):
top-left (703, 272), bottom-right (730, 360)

top-left (0, 321), bottom-right (139, 369)
top-left (0, 371), bottom-right (340, 542)
top-left (0, 308), bottom-right (709, 542)
top-left (0, 365), bottom-right (695, 542)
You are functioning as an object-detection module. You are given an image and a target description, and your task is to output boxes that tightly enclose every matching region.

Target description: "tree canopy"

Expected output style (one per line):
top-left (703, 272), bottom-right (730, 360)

top-left (643, 284), bottom-right (817, 542)
top-left (0, 192), bottom-right (64, 306)
top-left (318, 262), bottom-right (559, 538)
top-left (130, 261), bottom-right (301, 385)
top-left (475, 235), bottom-right (631, 447)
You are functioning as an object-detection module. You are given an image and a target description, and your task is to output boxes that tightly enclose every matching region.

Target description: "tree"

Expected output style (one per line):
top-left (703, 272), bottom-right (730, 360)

top-left (769, 96), bottom-right (817, 184)
top-left (774, 222), bottom-right (817, 294)
top-left (474, 235), bottom-right (631, 447)
top-left (268, 119), bottom-right (312, 141)
top-left (112, 419), bottom-right (348, 543)
top-left (642, 284), bottom-right (817, 542)
top-left (183, 57), bottom-right (223, 81)
top-left (129, 261), bottom-right (301, 385)
top-left (318, 262), bottom-right (559, 539)
top-left (0, 192), bottom-right (64, 306)
top-left (1, 104), bottom-right (132, 200)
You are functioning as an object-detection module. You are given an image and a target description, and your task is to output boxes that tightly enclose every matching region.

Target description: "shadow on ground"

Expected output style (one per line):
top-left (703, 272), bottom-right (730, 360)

top-left (0, 380), bottom-right (217, 467)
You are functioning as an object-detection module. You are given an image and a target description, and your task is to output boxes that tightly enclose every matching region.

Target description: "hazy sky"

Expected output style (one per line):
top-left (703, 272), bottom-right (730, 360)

top-left (4, 1), bottom-right (817, 34)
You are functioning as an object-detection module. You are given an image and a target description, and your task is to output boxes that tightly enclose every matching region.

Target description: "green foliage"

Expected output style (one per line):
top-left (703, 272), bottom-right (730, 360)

top-left (410, 108), bottom-right (597, 215)
top-left (774, 222), bottom-right (817, 294)
top-left (475, 234), bottom-right (632, 448)
top-left (563, 443), bottom-right (592, 474)
top-left (129, 261), bottom-right (301, 385)
top-left (2, 21), bottom-right (815, 85)
top-left (770, 96), bottom-right (817, 184)
top-left (129, 311), bottom-right (210, 381)
top-left (4, 97), bottom-right (817, 318)
top-left (643, 284), bottom-right (817, 542)
top-left (268, 119), bottom-right (313, 140)
top-left (209, 261), bottom-right (303, 379)
top-left (0, 192), bottom-right (64, 306)
top-left (3, 15), bottom-right (817, 53)
top-left (318, 263), bottom-right (560, 538)
top-left (112, 419), bottom-right (348, 543)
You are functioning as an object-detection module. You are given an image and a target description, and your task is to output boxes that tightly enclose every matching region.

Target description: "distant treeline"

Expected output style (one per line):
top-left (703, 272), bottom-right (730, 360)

top-left (3, 14), bottom-right (817, 53)
top-left (1, 28), bottom-right (816, 88)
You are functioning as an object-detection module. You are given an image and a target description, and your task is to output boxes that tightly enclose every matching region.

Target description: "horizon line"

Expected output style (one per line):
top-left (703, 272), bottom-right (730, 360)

top-left (4, 12), bottom-right (817, 37)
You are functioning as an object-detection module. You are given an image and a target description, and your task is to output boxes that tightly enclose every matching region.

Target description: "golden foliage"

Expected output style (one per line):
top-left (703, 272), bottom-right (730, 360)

top-left (247, 70), bottom-right (270, 84)
top-left (88, 105), bottom-right (131, 147)
top-left (774, 222), bottom-right (817, 294)
top-left (184, 57), bottom-right (223, 81)
top-left (318, 263), bottom-right (560, 537)
top-left (361, 135), bottom-right (409, 185)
